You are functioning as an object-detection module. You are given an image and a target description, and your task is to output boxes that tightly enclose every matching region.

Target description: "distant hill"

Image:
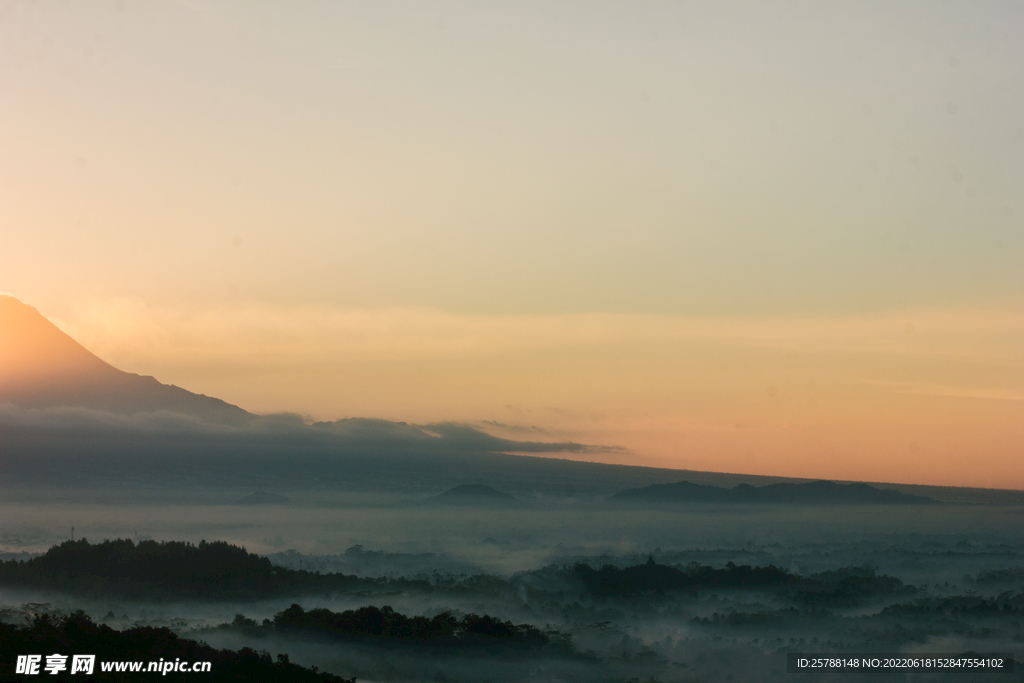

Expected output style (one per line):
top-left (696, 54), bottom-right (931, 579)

top-left (0, 295), bottom-right (252, 425)
top-left (430, 484), bottom-right (520, 505)
top-left (0, 538), bottom-right (429, 599)
top-left (613, 480), bottom-right (939, 505)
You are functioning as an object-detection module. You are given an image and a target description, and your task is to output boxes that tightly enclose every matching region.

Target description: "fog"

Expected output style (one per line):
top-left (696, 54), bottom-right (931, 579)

top-left (2, 474), bottom-right (1022, 682)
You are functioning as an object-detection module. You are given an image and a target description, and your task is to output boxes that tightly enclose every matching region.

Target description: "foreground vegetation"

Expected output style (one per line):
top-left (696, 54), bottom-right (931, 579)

top-left (0, 611), bottom-right (352, 682)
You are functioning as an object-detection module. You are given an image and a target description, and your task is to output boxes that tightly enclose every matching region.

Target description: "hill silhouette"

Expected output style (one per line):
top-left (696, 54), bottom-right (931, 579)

top-left (0, 538), bottom-right (431, 599)
top-left (438, 484), bottom-right (516, 499)
top-left (0, 295), bottom-right (252, 425)
top-left (430, 484), bottom-right (520, 506)
top-left (268, 603), bottom-right (562, 652)
top-left (552, 558), bottom-right (916, 605)
top-left (613, 480), bottom-right (938, 505)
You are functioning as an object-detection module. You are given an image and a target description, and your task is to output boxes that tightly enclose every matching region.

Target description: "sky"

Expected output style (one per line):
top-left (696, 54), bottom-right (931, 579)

top-left (1, 1), bottom-right (1022, 488)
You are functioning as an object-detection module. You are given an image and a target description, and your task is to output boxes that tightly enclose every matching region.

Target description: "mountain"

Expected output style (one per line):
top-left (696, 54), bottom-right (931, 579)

top-left (612, 480), bottom-right (939, 505)
top-left (1, 295), bottom-right (1015, 505)
top-left (0, 295), bottom-right (251, 425)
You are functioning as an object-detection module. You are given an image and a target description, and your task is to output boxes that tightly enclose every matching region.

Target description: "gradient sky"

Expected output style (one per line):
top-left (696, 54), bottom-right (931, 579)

top-left (2, 1), bottom-right (1022, 488)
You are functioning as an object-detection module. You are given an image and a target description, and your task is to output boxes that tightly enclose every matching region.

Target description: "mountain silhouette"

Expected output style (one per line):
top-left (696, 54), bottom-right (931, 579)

top-left (613, 480), bottom-right (938, 505)
top-left (0, 295), bottom-right (251, 425)
top-left (0, 296), bottom-right (1009, 506)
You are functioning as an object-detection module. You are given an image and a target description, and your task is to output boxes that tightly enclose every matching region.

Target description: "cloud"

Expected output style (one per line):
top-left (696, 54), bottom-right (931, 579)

top-left (309, 418), bottom-right (620, 454)
top-left (420, 422), bottom-right (624, 454)
top-left (0, 405), bottom-right (615, 455)
top-left (479, 420), bottom-right (549, 435)
top-left (0, 403), bottom-right (236, 435)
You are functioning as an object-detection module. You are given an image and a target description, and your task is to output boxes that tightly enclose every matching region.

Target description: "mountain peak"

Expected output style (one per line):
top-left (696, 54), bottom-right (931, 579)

top-left (0, 295), bottom-right (116, 387)
top-left (0, 295), bottom-right (251, 425)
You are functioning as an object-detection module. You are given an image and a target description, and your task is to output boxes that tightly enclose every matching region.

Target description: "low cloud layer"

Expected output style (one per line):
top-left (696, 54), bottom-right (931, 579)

top-left (0, 404), bottom-right (618, 455)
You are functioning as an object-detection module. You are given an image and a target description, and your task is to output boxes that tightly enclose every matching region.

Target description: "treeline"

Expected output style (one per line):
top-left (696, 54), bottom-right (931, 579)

top-left (971, 567), bottom-right (1024, 589)
top-left (0, 539), bottom-right (429, 600)
top-left (0, 611), bottom-right (352, 682)
top-left (690, 594), bottom-right (1024, 651)
top-left (571, 558), bottom-right (793, 595)
top-left (795, 573), bottom-right (913, 607)
top-left (240, 603), bottom-right (571, 653)
top-left (564, 558), bottom-right (914, 606)
top-left (881, 594), bottom-right (1024, 616)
